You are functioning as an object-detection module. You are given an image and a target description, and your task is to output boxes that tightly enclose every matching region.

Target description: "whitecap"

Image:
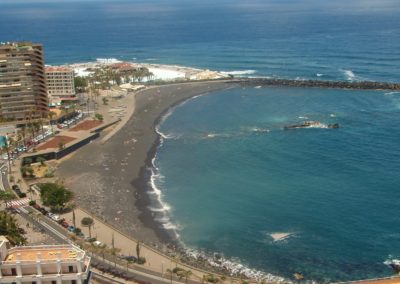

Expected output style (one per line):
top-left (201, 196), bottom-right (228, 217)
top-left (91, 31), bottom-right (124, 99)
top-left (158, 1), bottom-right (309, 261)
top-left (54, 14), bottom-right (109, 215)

top-left (183, 248), bottom-right (288, 282)
top-left (250, 127), bottom-right (269, 133)
top-left (384, 91), bottom-right (400, 96)
top-left (341, 69), bottom-right (356, 81)
top-left (148, 204), bottom-right (171, 212)
top-left (220, 70), bottom-right (257, 76)
top-left (162, 222), bottom-right (182, 230)
top-left (96, 58), bottom-right (121, 64)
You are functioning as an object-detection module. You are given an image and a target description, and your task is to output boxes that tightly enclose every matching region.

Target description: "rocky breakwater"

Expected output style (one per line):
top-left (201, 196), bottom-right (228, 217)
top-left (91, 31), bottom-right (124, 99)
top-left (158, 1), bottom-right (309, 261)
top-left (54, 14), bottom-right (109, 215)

top-left (237, 78), bottom-right (400, 90)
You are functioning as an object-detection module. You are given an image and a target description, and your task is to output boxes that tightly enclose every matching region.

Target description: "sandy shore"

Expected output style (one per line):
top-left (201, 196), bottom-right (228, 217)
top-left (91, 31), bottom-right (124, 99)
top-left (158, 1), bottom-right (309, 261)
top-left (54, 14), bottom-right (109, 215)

top-left (57, 81), bottom-right (235, 245)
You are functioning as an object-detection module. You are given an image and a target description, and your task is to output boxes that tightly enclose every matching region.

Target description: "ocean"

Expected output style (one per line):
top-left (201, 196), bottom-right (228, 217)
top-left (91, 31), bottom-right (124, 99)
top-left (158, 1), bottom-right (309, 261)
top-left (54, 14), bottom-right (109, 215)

top-left (1, 0), bottom-right (400, 282)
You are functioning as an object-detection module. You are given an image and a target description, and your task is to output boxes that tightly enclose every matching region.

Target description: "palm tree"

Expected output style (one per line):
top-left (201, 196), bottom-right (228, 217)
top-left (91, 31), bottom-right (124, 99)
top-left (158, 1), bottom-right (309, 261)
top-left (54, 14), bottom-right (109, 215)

top-left (136, 241), bottom-right (141, 258)
top-left (2, 137), bottom-right (13, 173)
top-left (48, 111), bottom-right (56, 134)
top-left (81, 217), bottom-right (94, 238)
top-left (166, 268), bottom-right (174, 284)
top-left (185, 270), bottom-right (193, 284)
top-left (20, 125), bottom-right (27, 150)
top-left (109, 247), bottom-right (121, 268)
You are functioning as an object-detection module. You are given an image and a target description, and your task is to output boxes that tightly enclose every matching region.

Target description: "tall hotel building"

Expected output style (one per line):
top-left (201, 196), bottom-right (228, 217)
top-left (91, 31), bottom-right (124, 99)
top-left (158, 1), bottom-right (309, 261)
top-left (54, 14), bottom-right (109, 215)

top-left (0, 42), bottom-right (49, 122)
top-left (45, 67), bottom-right (75, 100)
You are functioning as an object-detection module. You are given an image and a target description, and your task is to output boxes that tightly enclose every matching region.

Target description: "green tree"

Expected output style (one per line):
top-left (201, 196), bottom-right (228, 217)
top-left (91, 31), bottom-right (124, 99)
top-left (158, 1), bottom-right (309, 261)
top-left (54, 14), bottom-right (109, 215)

top-left (37, 156), bottom-right (46, 166)
top-left (94, 113), bottom-right (103, 121)
top-left (74, 76), bottom-right (88, 92)
top-left (102, 97), bottom-right (108, 105)
top-left (0, 190), bottom-right (15, 208)
top-left (0, 211), bottom-right (26, 245)
top-left (39, 182), bottom-right (73, 212)
top-left (58, 141), bottom-right (65, 151)
top-left (81, 217), bottom-right (94, 238)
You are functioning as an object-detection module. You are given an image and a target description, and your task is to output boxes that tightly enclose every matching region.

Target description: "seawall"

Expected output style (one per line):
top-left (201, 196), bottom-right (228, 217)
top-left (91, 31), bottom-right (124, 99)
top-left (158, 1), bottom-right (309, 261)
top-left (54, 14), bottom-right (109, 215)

top-left (235, 78), bottom-right (400, 90)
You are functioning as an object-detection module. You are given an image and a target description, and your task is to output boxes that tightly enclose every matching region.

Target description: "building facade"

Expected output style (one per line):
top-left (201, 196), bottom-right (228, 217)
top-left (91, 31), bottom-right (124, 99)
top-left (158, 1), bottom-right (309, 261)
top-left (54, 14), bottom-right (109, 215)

top-left (45, 67), bottom-right (75, 101)
top-left (0, 42), bottom-right (49, 122)
top-left (0, 238), bottom-right (91, 284)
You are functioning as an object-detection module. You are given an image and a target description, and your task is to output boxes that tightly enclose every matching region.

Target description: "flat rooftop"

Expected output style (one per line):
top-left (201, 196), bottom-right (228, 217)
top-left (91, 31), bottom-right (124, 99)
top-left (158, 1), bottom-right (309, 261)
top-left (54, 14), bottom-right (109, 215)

top-left (4, 246), bottom-right (84, 263)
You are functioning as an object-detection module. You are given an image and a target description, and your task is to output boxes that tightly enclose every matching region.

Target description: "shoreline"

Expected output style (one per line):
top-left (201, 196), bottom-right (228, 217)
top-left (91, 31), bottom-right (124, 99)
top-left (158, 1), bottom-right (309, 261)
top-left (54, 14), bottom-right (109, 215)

top-left (57, 80), bottom-right (235, 245)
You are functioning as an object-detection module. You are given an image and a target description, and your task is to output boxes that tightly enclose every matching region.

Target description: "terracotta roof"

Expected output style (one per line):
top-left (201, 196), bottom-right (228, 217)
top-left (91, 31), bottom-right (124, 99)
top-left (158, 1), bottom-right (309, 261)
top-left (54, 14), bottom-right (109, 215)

top-left (45, 66), bottom-right (73, 72)
top-left (110, 62), bottom-right (135, 69)
top-left (5, 246), bottom-right (83, 263)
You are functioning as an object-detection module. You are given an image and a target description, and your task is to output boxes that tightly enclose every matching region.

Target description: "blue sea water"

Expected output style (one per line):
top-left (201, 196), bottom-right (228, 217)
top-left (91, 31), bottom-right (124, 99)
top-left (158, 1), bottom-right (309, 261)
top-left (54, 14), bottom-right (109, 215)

top-left (2, 0), bottom-right (400, 282)
top-left (1, 0), bottom-right (400, 82)
top-left (155, 88), bottom-right (400, 282)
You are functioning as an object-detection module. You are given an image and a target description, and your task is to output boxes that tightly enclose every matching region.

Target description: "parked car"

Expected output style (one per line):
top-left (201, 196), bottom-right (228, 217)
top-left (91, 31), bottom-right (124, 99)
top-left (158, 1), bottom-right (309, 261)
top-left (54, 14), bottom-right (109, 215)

top-left (67, 226), bottom-right (76, 232)
top-left (120, 255), bottom-right (137, 262)
top-left (61, 221), bottom-right (69, 228)
top-left (32, 204), bottom-right (41, 210)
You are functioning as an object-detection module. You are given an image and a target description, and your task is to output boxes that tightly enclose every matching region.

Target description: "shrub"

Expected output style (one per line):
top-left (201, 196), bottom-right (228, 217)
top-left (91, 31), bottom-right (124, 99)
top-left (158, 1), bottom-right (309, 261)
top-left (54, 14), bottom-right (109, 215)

top-left (29, 200), bottom-right (36, 206)
top-left (137, 256), bottom-right (146, 265)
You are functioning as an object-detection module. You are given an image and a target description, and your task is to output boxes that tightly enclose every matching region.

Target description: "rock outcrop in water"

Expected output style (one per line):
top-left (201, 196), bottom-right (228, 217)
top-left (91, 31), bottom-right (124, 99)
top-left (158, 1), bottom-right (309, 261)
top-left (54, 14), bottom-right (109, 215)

top-left (236, 78), bottom-right (400, 90)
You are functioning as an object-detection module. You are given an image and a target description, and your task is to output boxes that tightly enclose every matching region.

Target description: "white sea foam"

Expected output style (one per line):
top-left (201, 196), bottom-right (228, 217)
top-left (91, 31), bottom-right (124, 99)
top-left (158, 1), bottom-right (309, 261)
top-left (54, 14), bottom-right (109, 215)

top-left (220, 70), bottom-right (257, 76)
top-left (148, 204), bottom-right (171, 212)
top-left (316, 73), bottom-right (324, 77)
top-left (250, 127), bottom-right (269, 133)
top-left (384, 91), bottom-right (400, 96)
top-left (184, 248), bottom-right (289, 283)
top-left (96, 58), bottom-right (121, 64)
top-left (342, 69), bottom-right (356, 81)
top-left (162, 222), bottom-right (182, 230)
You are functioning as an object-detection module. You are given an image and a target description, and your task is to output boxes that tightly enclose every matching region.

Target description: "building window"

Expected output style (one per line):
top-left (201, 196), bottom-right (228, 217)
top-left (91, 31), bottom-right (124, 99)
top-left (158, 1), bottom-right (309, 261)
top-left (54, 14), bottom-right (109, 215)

top-left (72, 281), bottom-right (77, 284)
top-left (69, 265), bottom-right (74, 273)
top-left (11, 268), bottom-right (17, 275)
top-left (52, 281), bottom-right (57, 284)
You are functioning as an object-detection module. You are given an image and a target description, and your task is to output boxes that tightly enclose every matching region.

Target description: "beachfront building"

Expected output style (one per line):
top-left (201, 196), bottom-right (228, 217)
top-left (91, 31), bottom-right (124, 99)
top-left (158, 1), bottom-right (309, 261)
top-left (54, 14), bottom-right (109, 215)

top-left (45, 67), bottom-right (76, 105)
top-left (0, 42), bottom-right (49, 122)
top-left (0, 237), bottom-right (91, 284)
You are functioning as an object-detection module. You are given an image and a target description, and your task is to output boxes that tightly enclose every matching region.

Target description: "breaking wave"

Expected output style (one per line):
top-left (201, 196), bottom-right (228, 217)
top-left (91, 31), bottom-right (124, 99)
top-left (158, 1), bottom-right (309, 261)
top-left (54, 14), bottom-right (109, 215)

top-left (220, 70), bottom-right (257, 76)
top-left (341, 69), bottom-right (356, 81)
top-left (183, 248), bottom-right (289, 283)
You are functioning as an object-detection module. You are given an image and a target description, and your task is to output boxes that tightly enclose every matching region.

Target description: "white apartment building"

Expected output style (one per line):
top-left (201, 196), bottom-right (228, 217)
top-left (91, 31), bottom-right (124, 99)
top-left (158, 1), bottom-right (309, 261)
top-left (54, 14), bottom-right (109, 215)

top-left (45, 67), bottom-right (75, 100)
top-left (0, 237), bottom-right (91, 284)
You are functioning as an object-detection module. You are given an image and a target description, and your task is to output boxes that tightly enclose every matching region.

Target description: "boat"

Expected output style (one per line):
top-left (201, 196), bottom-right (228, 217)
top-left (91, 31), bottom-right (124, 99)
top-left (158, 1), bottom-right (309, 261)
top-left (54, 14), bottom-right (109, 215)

top-left (284, 121), bottom-right (339, 130)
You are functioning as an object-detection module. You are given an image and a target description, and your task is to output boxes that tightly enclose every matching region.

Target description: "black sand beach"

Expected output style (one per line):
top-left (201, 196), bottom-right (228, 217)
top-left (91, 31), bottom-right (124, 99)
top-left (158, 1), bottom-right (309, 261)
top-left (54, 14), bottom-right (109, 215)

top-left (57, 81), bottom-right (234, 244)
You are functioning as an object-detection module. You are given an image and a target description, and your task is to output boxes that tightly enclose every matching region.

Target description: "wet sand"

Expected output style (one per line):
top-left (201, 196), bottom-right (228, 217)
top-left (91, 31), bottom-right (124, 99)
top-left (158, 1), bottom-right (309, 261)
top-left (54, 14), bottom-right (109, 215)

top-left (57, 81), bottom-right (235, 244)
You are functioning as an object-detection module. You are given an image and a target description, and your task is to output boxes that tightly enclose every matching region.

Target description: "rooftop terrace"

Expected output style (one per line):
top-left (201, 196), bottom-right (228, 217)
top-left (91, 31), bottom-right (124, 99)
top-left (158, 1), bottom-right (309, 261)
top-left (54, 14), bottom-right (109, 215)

top-left (3, 245), bottom-right (84, 263)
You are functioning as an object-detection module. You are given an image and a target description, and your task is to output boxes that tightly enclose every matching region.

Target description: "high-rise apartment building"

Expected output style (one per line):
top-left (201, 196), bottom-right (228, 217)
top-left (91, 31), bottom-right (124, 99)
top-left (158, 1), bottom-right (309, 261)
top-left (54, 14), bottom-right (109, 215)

top-left (45, 67), bottom-right (75, 99)
top-left (0, 42), bottom-right (49, 122)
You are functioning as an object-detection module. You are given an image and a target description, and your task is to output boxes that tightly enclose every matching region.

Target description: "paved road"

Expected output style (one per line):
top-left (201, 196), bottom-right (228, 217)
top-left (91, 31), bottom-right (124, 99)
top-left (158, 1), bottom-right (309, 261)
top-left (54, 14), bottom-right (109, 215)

top-left (15, 205), bottom-right (185, 284)
top-left (0, 161), bottom-right (8, 191)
